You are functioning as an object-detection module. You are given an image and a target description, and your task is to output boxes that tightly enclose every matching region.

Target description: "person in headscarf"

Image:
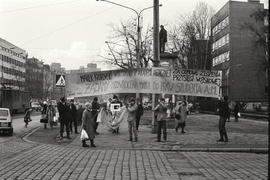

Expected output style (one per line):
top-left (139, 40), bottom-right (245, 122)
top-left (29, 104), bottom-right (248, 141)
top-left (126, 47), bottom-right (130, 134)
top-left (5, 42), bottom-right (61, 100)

top-left (81, 102), bottom-right (96, 147)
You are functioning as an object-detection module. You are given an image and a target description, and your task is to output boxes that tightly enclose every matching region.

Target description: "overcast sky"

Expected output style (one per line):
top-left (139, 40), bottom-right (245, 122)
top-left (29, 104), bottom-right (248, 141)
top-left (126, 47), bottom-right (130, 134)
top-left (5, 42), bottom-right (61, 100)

top-left (0, 0), bottom-right (268, 70)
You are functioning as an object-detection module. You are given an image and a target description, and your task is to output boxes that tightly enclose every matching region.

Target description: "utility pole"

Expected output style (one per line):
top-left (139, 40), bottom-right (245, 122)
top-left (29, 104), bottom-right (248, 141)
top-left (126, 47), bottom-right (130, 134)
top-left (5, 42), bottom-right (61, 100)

top-left (152, 0), bottom-right (160, 133)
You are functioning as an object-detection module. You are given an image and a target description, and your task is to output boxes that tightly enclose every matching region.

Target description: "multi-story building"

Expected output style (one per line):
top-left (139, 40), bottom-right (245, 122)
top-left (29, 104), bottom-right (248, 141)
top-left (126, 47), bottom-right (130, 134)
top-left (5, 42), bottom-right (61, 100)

top-left (43, 64), bottom-right (53, 99)
top-left (189, 40), bottom-right (212, 70)
top-left (25, 57), bottom-right (44, 99)
top-left (0, 38), bottom-right (30, 112)
top-left (66, 63), bottom-right (101, 74)
top-left (211, 0), bottom-right (267, 102)
top-left (0, 38), bottom-right (27, 90)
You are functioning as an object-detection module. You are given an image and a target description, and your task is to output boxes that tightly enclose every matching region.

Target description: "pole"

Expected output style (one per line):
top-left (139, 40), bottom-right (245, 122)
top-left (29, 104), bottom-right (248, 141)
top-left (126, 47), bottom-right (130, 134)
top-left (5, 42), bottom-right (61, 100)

top-left (152, 0), bottom-right (160, 133)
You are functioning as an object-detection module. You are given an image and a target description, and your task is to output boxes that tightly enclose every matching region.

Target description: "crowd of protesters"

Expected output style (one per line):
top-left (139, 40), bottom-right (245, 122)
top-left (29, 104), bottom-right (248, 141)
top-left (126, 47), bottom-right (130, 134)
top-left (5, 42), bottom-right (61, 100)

top-left (24, 94), bottom-right (235, 148)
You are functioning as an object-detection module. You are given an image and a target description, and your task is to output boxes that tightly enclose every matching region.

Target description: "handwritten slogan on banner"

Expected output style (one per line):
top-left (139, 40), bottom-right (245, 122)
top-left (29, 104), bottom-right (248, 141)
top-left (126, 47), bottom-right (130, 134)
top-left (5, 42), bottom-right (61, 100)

top-left (66, 68), bottom-right (222, 98)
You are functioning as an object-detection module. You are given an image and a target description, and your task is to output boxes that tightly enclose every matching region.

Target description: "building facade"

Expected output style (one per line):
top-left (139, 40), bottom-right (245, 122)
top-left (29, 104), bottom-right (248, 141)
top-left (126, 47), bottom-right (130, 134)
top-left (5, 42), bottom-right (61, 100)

top-left (0, 38), bottom-right (30, 112)
top-left (25, 57), bottom-right (44, 99)
top-left (0, 38), bottom-right (27, 90)
top-left (211, 0), bottom-right (267, 102)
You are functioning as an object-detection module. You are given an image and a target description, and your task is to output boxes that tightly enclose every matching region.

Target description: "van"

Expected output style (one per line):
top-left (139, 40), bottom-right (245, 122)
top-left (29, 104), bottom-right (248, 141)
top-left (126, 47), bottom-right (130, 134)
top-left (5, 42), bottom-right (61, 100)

top-left (0, 108), bottom-right (13, 136)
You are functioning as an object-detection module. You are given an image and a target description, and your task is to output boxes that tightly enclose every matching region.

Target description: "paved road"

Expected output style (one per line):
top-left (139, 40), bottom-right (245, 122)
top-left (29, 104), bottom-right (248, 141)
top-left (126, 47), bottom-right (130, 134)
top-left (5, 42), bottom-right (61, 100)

top-left (0, 113), bottom-right (268, 180)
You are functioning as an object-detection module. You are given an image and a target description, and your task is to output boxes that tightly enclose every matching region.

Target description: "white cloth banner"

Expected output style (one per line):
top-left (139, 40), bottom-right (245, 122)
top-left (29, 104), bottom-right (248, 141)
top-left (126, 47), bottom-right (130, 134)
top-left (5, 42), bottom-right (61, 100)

top-left (66, 68), bottom-right (222, 98)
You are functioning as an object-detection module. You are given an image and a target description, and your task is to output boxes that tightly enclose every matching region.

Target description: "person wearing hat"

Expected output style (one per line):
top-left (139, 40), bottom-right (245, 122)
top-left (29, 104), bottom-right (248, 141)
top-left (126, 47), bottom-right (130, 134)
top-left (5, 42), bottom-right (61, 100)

top-left (159, 25), bottom-right (167, 53)
top-left (126, 98), bottom-right (138, 142)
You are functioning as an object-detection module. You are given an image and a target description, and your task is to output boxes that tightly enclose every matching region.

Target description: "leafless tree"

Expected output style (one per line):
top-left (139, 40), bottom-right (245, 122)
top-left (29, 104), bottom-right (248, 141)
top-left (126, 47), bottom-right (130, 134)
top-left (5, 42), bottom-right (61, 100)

top-left (101, 19), bottom-right (153, 69)
top-left (168, 1), bottom-right (214, 70)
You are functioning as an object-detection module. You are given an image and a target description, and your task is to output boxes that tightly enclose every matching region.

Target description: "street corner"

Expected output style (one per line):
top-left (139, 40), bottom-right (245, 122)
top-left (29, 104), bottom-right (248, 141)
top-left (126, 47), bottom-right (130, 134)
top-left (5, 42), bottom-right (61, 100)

top-left (25, 124), bottom-right (80, 146)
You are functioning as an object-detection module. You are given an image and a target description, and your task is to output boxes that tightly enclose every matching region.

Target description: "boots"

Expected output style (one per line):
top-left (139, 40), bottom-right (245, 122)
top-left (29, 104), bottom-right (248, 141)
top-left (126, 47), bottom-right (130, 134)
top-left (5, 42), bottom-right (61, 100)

top-left (90, 139), bottom-right (96, 147)
top-left (82, 140), bottom-right (89, 147)
top-left (66, 132), bottom-right (71, 139)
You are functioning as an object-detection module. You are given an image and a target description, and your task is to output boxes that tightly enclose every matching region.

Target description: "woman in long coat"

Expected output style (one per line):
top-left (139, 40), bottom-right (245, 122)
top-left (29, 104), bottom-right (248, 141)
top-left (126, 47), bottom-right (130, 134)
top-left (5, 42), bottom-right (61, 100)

top-left (81, 102), bottom-right (96, 147)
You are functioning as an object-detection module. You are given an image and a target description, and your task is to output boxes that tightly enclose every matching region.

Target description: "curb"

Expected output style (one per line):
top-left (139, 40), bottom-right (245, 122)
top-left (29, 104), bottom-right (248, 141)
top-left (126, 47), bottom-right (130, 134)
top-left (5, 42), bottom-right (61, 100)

top-left (21, 126), bottom-right (42, 144)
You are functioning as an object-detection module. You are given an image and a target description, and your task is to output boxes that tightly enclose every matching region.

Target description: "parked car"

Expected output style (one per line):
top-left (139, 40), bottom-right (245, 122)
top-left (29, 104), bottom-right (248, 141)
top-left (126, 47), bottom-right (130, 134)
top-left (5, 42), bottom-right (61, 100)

top-left (31, 102), bottom-right (42, 111)
top-left (0, 108), bottom-right (13, 136)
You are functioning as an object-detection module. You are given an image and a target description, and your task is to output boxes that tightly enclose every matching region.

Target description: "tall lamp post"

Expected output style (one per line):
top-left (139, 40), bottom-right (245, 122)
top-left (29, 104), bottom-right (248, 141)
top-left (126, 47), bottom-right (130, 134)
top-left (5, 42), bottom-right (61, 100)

top-left (97, 0), bottom-right (161, 68)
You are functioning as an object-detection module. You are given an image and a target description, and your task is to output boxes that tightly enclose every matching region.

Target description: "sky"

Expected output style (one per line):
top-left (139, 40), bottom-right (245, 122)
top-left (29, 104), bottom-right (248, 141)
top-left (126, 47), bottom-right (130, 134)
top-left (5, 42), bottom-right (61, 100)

top-left (0, 0), bottom-right (268, 70)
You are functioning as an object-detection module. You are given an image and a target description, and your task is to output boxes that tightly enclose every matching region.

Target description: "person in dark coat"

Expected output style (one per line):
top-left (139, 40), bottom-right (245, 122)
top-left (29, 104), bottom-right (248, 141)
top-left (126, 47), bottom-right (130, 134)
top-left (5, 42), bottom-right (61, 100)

top-left (57, 97), bottom-right (71, 139)
top-left (42, 101), bottom-right (48, 129)
top-left (234, 102), bottom-right (240, 122)
top-left (159, 25), bottom-right (167, 53)
top-left (81, 102), bottom-right (96, 147)
top-left (76, 104), bottom-right (84, 126)
top-left (24, 108), bottom-right (32, 128)
top-left (135, 99), bottom-right (144, 131)
top-left (69, 99), bottom-right (78, 134)
top-left (92, 97), bottom-right (100, 135)
top-left (217, 96), bottom-right (229, 142)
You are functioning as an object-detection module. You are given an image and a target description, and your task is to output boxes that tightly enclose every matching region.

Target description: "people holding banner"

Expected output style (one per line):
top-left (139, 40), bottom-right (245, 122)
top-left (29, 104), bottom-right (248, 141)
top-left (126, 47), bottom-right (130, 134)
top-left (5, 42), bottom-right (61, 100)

top-left (126, 98), bottom-right (138, 142)
top-left (111, 95), bottom-right (123, 134)
top-left (217, 96), bottom-right (229, 142)
top-left (153, 98), bottom-right (168, 142)
top-left (136, 98), bottom-right (144, 131)
top-left (92, 97), bottom-right (100, 135)
top-left (81, 102), bottom-right (96, 147)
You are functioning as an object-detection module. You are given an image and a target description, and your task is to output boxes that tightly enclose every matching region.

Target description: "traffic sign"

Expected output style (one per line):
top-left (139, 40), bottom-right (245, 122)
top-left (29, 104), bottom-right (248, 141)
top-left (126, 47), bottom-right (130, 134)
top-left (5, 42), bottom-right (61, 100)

top-left (56, 75), bottom-right (65, 87)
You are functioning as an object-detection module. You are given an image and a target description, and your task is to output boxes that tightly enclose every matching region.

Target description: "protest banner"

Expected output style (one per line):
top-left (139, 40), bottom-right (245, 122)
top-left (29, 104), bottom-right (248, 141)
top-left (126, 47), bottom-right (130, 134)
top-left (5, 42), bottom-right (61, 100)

top-left (66, 68), bottom-right (222, 98)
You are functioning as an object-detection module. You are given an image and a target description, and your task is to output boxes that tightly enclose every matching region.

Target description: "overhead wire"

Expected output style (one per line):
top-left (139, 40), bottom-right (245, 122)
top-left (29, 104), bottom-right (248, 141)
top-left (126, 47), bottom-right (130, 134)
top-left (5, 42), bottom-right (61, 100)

top-left (0, 0), bottom-right (82, 14)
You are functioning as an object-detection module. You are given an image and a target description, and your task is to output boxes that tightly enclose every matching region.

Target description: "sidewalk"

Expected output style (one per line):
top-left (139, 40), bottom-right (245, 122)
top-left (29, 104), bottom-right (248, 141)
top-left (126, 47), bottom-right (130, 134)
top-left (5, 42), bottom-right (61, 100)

top-left (27, 114), bottom-right (268, 152)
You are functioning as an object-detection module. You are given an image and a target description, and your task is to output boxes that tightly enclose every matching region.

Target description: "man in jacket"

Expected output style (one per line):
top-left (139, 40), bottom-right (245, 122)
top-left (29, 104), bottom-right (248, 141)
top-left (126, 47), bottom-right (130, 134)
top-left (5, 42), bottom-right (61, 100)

top-left (126, 98), bottom-right (138, 142)
top-left (92, 97), bottom-right (100, 135)
top-left (217, 96), bottom-right (229, 142)
top-left (135, 98), bottom-right (144, 131)
top-left (57, 97), bottom-right (71, 139)
top-left (159, 25), bottom-right (167, 53)
top-left (153, 98), bottom-right (168, 142)
top-left (70, 99), bottom-right (78, 134)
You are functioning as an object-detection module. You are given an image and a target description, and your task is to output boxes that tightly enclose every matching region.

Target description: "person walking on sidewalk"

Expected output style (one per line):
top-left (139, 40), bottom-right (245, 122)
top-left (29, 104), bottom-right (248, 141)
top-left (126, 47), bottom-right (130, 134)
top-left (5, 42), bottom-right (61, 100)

top-left (46, 101), bottom-right (56, 129)
top-left (69, 99), bottom-right (78, 134)
top-left (126, 98), bottom-right (138, 142)
top-left (153, 98), bottom-right (168, 142)
top-left (24, 108), bottom-right (32, 128)
top-left (57, 97), bottom-right (71, 139)
top-left (135, 98), bottom-right (144, 131)
top-left (217, 96), bottom-right (229, 142)
top-left (234, 102), bottom-right (240, 122)
top-left (42, 101), bottom-right (48, 129)
top-left (179, 101), bottom-right (188, 133)
top-left (81, 102), bottom-right (96, 147)
top-left (92, 97), bottom-right (100, 135)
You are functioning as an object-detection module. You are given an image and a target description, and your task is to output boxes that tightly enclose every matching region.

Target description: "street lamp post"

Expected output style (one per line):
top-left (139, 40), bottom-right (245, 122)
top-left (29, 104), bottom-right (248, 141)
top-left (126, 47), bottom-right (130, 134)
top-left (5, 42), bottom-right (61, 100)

top-left (97, 0), bottom-right (161, 68)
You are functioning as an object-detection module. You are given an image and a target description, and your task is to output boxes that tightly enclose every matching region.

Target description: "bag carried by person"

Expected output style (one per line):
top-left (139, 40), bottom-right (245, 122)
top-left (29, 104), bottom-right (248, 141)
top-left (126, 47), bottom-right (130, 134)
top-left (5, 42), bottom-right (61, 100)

top-left (80, 129), bottom-right (89, 140)
top-left (40, 114), bottom-right (48, 123)
top-left (237, 112), bottom-right (241, 117)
